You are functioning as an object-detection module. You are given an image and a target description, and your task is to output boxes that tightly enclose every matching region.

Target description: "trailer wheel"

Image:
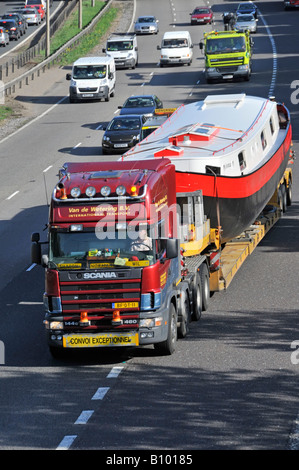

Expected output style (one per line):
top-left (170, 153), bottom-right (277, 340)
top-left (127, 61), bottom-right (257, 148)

top-left (286, 180), bottom-right (292, 206)
top-left (192, 273), bottom-right (202, 321)
top-left (154, 303), bottom-right (177, 355)
top-left (178, 292), bottom-right (191, 338)
top-left (200, 263), bottom-right (210, 311)
top-left (280, 183), bottom-right (287, 213)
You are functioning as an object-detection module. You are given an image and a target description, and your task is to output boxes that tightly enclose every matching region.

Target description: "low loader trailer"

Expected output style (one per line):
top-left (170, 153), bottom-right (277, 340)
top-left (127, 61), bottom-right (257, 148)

top-left (31, 159), bottom-right (292, 356)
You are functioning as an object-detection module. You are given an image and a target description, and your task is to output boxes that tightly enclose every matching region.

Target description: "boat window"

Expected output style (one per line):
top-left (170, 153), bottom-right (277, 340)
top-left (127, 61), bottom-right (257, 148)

top-left (261, 131), bottom-right (267, 150)
top-left (269, 117), bottom-right (275, 135)
top-left (238, 152), bottom-right (246, 171)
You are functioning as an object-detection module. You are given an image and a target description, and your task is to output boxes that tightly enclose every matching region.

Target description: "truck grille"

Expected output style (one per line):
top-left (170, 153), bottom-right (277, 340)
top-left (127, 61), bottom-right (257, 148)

top-left (210, 56), bottom-right (244, 66)
top-left (58, 270), bottom-right (141, 329)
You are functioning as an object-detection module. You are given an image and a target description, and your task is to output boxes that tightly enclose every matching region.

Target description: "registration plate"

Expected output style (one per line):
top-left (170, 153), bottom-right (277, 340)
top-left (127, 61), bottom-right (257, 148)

top-left (223, 74), bottom-right (233, 79)
top-left (114, 143), bottom-right (128, 148)
top-left (112, 301), bottom-right (139, 308)
top-left (82, 93), bottom-right (94, 97)
top-left (63, 331), bottom-right (139, 348)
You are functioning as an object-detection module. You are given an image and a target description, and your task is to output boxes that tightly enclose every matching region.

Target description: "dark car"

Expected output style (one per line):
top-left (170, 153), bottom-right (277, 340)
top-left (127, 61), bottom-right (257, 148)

top-left (1, 13), bottom-right (27, 35)
top-left (102, 114), bottom-right (147, 154)
top-left (118, 95), bottom-right (163, 118)
top-left (0, 19), bottom-right (21, 40)
top-left (236, 2), bottom-right (258, 18)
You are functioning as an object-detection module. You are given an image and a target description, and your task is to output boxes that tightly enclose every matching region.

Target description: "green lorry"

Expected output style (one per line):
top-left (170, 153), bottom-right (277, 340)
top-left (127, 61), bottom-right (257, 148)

top-left (200, 29), bottom-right (253, 83)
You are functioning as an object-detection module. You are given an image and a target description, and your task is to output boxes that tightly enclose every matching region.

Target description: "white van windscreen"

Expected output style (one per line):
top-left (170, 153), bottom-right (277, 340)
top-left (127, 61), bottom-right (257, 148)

top-left (107, 41), bottom-right (133, 51)
top-left (73, 65), bottom-right (106, 79)
top-left (162, 38), bottom-right (188, 48)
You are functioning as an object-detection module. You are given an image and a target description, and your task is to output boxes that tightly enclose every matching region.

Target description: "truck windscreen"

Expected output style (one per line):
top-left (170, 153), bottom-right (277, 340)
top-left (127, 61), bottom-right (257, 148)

top-left (206, 37), bottom-right (246, 54)
top-left (49, 229), bottom-right (155, 267)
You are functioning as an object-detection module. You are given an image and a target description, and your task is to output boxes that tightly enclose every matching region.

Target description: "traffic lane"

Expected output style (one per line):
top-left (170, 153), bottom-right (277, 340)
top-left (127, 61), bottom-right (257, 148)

top-left (72, 215), bottom-right (299, 450)
top-left (0, 263), bottom-right (132, 449)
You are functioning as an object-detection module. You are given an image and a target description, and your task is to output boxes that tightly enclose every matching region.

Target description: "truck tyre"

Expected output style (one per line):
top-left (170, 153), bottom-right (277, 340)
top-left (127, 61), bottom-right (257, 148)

top-left (200, 263), bottom-right (210, 311)
top-left (192, 273), bottom-right (202, 321)
top-left (280, 183), bottom-right (287, 213)
top-left (178, 291), bottom-right (191, 338)
top-left (154, 303), bottom-right (177, 355)
top-left (286, 180), bottom-right (292, 206)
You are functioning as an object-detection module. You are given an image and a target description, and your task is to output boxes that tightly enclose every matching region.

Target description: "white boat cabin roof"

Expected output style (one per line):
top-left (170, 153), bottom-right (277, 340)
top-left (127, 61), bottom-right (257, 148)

top-left (122, 94), bottom-right (281, 176)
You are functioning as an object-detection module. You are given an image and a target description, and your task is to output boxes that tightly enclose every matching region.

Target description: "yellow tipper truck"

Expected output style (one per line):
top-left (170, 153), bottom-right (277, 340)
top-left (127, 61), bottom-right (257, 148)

top-left (200, 30), bottom-right (253, 83)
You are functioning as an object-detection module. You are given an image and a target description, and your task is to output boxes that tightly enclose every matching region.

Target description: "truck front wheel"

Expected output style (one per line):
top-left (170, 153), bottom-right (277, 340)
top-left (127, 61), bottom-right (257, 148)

top-left (154, 303), bottom-right (177, 355)
top-left (192, 273), bottom-right (202, 321)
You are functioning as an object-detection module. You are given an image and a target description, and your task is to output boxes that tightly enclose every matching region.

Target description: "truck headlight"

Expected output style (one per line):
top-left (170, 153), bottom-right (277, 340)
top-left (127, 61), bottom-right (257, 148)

top-left (140, 317), bottom-right (163, 328)
top-left (207, 67), bottom-right (216, 72)
top-left (239, 64), bottom-right (249, 70)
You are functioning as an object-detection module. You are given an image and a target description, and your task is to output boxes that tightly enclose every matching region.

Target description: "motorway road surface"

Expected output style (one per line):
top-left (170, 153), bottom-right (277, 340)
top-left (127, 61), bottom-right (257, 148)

top-left (0, 0), bottom-right (299, 451)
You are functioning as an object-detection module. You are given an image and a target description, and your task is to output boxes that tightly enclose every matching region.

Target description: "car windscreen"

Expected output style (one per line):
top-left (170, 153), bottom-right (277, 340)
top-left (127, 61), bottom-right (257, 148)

top-left (138, 17), bottom-right (155, 23)
top-left (124, 98), bottom-right (154, 108)
top-left (108, 118), bottom-right (141, 130)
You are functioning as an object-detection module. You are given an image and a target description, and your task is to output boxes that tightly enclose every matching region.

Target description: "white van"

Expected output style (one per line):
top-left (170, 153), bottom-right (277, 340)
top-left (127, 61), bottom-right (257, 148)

top-left (157, 31), bottom-right (193, 66)
top-left (103, 33), bottom-right (138, 69)
top-left (66, 56), bottom-right (116, 103)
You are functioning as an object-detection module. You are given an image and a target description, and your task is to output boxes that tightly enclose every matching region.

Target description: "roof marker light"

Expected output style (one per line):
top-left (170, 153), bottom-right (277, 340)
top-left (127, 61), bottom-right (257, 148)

top-left (130, 185), bottom-right (138, 196)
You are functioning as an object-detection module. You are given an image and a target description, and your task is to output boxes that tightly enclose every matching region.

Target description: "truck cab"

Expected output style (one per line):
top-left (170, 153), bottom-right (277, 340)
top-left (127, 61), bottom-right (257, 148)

top-left (200, 30), bottom-right (253, 83)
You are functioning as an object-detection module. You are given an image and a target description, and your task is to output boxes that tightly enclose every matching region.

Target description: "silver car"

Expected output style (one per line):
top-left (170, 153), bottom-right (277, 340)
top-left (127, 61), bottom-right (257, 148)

top-left (134, 15), bottom-right (159, 34)
top-left (234, 14), bottom-right (258, 33)
top-left (0, 27), bottom-right (9, 46)
top-left (19, 7), bottom-right (41, 26)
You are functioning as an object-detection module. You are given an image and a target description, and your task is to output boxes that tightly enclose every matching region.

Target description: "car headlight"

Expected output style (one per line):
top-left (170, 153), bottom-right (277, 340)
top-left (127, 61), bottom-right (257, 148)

top-left (103, 135), bottom-right (110, 141)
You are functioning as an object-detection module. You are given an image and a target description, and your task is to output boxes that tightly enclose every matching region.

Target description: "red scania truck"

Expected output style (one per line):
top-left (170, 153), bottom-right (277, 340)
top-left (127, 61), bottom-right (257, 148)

top-left (31, 158), bottom-right (292, 357)
top-left (31, 159), bottom-right (215, 356)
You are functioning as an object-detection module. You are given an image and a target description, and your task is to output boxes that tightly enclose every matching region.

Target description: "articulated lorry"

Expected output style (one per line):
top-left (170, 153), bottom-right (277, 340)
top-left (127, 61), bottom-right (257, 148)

top-left (31, 158), bottom-right (292, 357)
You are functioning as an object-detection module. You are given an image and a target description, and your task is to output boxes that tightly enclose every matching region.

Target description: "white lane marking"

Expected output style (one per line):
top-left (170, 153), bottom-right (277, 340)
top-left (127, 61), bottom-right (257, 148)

top-left (18, 301), bottom-right (43, 305)
top-left (73, 142), bottom-right (81, 149)
top-left (26, 263), bottom-right (36, 272)
top-left (56, 435), bottom-right (77, 450)
top-left (6, 191), bottom-right (19, 200)
top-left (107, 366), bottom-right (124, 378)
top-left (257, 9), bottom-right (277, 96)
top-left (74, 410), bottom-right (94, 425)
top-left (0, 96), bottom-right (68, 145)
top-left (91, 387), bottom-right (110, 400)
top-left (43, 165), bottom-right (53, 173)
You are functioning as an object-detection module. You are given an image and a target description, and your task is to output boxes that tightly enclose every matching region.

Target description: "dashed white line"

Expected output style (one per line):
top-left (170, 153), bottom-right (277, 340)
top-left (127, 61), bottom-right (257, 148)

top-left (92, 386), bottom-right (110, 400)
top-left (74, 410), bottom-right (94, 425)
top-left (73, 142), bottom-right (82, 149)
top-left (56, 435), bottom-right (77, 450)
top-left (43, 165), bottom-right (53, 173)
top-left (107, 366), bottom-right (124, 378)
top-left (6, 191), bottom-right (19, 200)
top-left (26, 263), bottom-right (36, 272)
